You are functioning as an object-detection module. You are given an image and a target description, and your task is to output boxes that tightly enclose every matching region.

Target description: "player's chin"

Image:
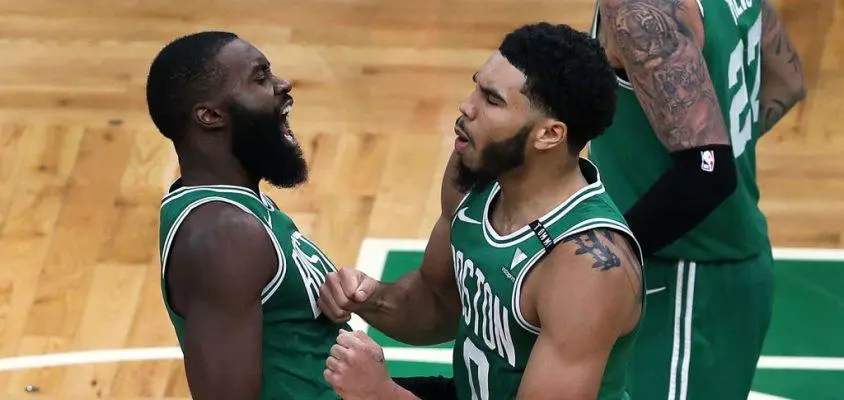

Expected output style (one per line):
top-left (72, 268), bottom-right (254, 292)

top-left (456, 151), bottom-right (480, 169)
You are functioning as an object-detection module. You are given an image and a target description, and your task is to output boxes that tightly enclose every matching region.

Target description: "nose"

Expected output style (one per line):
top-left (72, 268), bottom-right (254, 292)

top-left (458, 96), bottom-right (475, 120)
top-left (274, 78), bottom-right (292, 95)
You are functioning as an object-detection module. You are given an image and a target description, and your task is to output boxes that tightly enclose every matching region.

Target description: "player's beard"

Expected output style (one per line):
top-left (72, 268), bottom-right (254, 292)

top-left (228, 100), bottom-right (308, 189)
top-left (454, 124), bottom-right (530, 193)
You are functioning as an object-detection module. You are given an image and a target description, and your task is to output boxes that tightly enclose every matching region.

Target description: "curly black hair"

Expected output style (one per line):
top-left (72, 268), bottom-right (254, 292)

top-left (499, 22), bottom-right (617, 155)
top-left (146, 31), bottom-right (239, 140)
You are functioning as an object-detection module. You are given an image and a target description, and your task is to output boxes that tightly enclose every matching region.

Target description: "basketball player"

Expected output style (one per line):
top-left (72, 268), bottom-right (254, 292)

top-left (587, 0), bottom-right (806, 398)
top-left (146, 32), bottom-right (350, 399)
top-left (318, 23), bottom-right (645, 399)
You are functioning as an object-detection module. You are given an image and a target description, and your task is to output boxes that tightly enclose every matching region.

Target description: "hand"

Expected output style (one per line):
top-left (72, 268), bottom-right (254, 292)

top-left (324, 329), bottom-right (396, 400)
top-left (318, 268), bottom-right (379, 323)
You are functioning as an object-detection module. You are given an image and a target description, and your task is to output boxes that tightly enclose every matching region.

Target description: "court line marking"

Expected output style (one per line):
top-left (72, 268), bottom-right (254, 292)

top-left (0, 346), bottom-right (842, 372)
top-left (1, 239), bottom-right (842, 373)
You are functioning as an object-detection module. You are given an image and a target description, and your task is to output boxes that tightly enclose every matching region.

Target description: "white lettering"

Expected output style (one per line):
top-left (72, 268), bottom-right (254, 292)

top-left (726, 0), bottom-right (754, 22)
top-left (290, 232), bottom-right (333, 318)
top-left (472, 268), bottom-right (485, 335)
top-left (452, 247), bottom-right (517, 367)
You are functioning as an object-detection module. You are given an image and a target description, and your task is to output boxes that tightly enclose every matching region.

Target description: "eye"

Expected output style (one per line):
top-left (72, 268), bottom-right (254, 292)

top-left (255, 66), bottom-right (272, 83)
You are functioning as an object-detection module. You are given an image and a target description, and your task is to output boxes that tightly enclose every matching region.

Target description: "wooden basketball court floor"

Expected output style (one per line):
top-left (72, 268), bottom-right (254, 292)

top-left (0, 0), bottom-right (841, 398)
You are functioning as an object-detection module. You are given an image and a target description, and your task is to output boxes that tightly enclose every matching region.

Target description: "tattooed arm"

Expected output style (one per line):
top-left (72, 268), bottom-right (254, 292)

top-left (517, 229), bottom-right (643, 399)
top-left (598, 0), bottom-right (737, 256)
top-left (600, 0), bottom-right (728, 150)
top-left (759, 0), bottom-right (807, 135)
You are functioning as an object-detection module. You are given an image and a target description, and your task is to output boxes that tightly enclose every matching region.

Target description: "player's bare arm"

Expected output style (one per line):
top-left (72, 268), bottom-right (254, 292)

top-left (318, 152), bottom-right (464, 345)
top-left (166, 202), bottom-right (276, 400)
top-left (598, 0), bottom-right (737, 255)
top-left (759, 0), bottom-right (807, 134)
top-left (516, 229), bottom-right (643, 399)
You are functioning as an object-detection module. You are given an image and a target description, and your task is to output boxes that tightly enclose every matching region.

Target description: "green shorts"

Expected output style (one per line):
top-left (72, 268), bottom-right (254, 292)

top-left (629, 249), bottom-right (775, 400)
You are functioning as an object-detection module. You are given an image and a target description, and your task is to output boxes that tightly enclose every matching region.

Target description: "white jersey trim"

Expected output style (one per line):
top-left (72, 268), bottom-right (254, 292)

top-left (160, 197), bottom-right (286, 307)
top-left (510, 218), bottom-right (642, 335)
top-left (479, 158), bottom-right (607, 248)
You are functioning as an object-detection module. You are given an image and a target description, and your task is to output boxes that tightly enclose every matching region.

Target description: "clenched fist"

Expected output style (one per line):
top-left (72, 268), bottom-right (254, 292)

top-left (324, 329), bottom-right (398, 400)
top-left (318, 268), bottom-right (379, 323)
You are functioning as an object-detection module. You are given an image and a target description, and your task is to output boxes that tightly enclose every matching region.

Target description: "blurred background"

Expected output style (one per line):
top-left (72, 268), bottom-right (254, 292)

top-left (0, 0), bottom-right (840, 398)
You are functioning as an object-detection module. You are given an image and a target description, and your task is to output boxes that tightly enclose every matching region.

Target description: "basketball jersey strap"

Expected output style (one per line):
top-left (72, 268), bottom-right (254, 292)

top-left (529, 219), bottom-right (557, 253)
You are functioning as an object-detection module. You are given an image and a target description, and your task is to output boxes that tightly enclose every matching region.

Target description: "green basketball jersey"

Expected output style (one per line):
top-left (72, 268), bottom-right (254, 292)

top-left (158, 180), bottom-right (348, 400)
top-left (587, 0), bottom-right (769, 262)
top-left (450, 159), bottom-right (643, 400)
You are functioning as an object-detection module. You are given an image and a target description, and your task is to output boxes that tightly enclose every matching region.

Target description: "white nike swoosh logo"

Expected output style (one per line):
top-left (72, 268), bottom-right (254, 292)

top-left (646, 286), bottom-right (666, 295)
top-left (456, 207), bottom-right (481, 225)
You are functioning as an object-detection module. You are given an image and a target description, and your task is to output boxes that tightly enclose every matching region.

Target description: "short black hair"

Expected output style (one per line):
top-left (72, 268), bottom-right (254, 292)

top-left (499, 22), bottom-right (617, 155)
top-left (146, 31), bottom-right (239, 140)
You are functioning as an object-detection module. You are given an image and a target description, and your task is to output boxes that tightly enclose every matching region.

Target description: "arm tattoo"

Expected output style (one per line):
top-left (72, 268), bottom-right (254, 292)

top-left (759, 0), bottom-right (806, 135)
top-left (761, 99), bottom-right (787, 134)
top-left (564, 229), bottom-right (644, 301)
top-left (602, 0), bottom-right (728, 151)
top-left (762, 0), bottom-right (801, 72)
top-left (563, 230), bottom-right (622, 271)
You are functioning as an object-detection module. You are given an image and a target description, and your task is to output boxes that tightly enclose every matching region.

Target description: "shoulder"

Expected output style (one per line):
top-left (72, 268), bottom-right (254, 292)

top-left (170, 201), bottom-right (277, 293)
top-left (599, 0), bottom-right (705, 48)
top-left (180, 201), bottom-right (271, 248)
top-left (556, 228), bottom-right (640, 270)
top-left (535, 227), bottom-right (643, 325)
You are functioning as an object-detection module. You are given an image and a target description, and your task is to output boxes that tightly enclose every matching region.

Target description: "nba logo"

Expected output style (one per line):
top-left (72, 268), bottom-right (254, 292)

top-left (700, 150), bottom-right (715, 172)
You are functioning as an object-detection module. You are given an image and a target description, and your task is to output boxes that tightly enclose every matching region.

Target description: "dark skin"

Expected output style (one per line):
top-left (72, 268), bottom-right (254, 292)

top-left (164, 39), bottom-right (292, 400)
top-left (320, 52), bottom-right (643, 399)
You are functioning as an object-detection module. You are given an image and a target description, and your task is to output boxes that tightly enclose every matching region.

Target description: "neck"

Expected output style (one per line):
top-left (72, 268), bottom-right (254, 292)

top-left (174, 140), bottom-right (260, 195)
top-left (492, 156), bottom-right (585, 235)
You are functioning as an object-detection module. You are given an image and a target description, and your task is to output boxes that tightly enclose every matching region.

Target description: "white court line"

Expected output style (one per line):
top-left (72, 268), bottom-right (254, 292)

top-left (1, 241), bottom-right (842, 373)
top-left (758, 356), bottom-right (844, 371)
top-left (772, 247), bottom-right (844, 261)
top-left (0, 347), bottom-right (183, 371)
top-left (0, 347), bottom-right (842, 372)
top-left (748, 392), bottom-right (792, 400)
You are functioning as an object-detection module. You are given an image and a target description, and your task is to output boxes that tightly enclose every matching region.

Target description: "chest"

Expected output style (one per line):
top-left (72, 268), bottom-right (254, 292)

top-left (264, 210), bottom-right (339, 319)
top-left (450, 230), bottom-right (546, 370)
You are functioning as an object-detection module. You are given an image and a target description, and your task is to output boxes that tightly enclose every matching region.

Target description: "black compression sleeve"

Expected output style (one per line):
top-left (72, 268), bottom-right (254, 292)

top-left (392, 376), bottom-right (457, 400)
top-left (623, 144), bottom-right (738, 257)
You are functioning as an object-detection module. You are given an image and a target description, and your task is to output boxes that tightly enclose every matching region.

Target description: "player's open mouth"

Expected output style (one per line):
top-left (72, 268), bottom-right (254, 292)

top-left (280, 99), bottom-right (294, 142)
top-left (454, 125), bottom-right (470, 150)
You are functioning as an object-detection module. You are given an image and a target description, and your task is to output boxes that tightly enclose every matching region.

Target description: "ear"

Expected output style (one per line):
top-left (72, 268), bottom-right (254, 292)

top-left (533, 120), bottom-right (567, 151)
top-left (193, 103), bottom-right (226, 130)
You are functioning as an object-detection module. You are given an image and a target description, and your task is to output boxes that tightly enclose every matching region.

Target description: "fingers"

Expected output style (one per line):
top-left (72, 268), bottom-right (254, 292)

top-left (317, 283), bottom-right (350, 323)
top-left (336, 329), bottom-right (366, 350)
top-left (336, 329), bottom-right (385, 365)
top-left (325, 355), bottom-right (343, 373)
top-left (353, 275), bottom-right (378, 303)
top-left (319, 269), bottom-right (376, 323)
top-left (319, 271), bottom-right (356, 322)
top-left (339, 269), bottom-right (363, 301)
top-left (330, 343), bottom-right (351, 360)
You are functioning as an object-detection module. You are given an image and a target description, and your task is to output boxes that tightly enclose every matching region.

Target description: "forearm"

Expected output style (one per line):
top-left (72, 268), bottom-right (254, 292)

top-left (360, 270), bottom-right (459, 345)
top-left (759, 0), bottom-right (807, 136)
top-left (624, 145), bottom-right (737, 256)
top-left (759, 80), bottom-right (806, 135)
